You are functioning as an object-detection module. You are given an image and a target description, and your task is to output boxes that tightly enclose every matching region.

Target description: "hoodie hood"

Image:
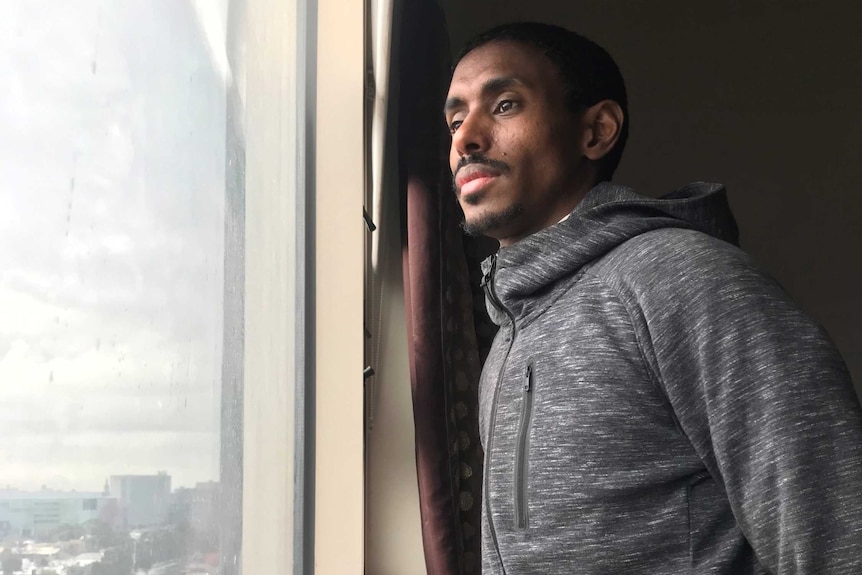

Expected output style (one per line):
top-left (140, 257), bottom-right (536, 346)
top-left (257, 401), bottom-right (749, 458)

top-left (480, 181), bottom-right (739, 325)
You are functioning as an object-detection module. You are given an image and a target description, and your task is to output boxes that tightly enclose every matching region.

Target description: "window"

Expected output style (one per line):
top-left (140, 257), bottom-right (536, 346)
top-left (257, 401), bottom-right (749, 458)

top-left (0, 1), bottom-right (234, 572)
top-left (1, 1), bottom-right (363, 573)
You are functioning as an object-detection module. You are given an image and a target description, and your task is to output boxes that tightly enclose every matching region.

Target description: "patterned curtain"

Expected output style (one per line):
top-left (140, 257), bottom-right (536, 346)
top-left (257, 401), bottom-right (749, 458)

top-left (397, 1), bottom-right (498, 573)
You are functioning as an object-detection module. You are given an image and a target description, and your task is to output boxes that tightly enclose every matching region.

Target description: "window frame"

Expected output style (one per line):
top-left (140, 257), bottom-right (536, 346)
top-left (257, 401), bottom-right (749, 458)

top-left (238, 0), bottom-right (365, 573)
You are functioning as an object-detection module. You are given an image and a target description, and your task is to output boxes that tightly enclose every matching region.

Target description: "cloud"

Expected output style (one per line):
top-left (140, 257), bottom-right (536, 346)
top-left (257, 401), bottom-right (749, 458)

top-left (0, 0), bottom-right (229, 492)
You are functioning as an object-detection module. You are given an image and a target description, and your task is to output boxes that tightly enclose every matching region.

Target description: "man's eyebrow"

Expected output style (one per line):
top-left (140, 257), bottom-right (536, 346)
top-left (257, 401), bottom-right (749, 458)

top-left (444, 96), bottom-right (466, 114)
top-left (444, 76), bottom-right (526, 115)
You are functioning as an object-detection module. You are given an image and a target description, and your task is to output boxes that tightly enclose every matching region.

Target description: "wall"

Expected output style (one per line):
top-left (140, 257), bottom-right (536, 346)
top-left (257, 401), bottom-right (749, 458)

top-left (442, 0), bottom-right (862, 396)
top-left (364, 240), bottom-right (426, 574)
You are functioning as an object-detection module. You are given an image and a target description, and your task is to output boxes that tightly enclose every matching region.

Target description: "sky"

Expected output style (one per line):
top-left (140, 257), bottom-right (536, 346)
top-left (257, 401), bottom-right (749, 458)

top-left (0, 0), bottom-right (232, 492)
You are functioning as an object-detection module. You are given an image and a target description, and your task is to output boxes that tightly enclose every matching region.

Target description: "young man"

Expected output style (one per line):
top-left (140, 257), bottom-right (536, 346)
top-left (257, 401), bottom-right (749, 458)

top-left (445, 22), bottom-right (862, 574)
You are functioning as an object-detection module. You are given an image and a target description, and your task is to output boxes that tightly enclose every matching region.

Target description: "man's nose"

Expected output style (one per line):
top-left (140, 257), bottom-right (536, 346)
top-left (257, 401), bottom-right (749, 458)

top-left (452, 113), bottom-right (490, 157)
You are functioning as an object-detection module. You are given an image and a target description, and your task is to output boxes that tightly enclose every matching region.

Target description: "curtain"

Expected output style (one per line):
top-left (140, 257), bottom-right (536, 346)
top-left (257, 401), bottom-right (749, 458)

top-left (396, 1), bottom-right (488, 573)
top-left (369, 0), bottom-right (494, 571)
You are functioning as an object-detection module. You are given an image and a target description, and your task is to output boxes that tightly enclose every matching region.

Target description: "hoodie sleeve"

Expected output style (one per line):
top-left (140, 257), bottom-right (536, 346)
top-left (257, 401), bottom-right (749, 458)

top-left (621, 230), bottom-right (862, 574)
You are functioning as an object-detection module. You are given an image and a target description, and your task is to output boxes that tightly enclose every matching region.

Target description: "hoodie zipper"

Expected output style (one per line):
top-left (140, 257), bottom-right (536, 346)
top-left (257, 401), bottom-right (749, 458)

top-left (514, 362), bottom-right (534, 531)
top-left (481, 254), bottom-right (516, 575)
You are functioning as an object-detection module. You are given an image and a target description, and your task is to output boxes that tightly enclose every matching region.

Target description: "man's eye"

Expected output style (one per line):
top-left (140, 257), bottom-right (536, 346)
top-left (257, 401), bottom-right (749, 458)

top-left (495, 99), bottom-right (516, 114)
top-left (449, 120), bottom-right (463, 134)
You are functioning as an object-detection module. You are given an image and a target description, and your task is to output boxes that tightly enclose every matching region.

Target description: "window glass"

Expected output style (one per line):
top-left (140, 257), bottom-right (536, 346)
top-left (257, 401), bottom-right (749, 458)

top-left (0, 2), bottom-right (236, 573)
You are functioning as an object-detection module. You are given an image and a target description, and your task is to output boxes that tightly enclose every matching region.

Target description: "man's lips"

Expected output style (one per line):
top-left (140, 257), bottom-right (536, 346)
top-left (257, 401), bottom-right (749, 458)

top-left (459, 176), bottom-right (497, 197)
top-left (455, 164), bottom-right (502, 196)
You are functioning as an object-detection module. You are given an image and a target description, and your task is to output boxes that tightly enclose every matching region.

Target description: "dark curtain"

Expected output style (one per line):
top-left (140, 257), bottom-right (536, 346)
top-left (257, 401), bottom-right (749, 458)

top-left (397, 1), bottom-right (493, 573)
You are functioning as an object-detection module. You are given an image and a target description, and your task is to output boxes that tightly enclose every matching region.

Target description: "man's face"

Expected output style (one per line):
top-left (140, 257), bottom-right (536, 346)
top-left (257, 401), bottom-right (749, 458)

top-left (445, 40), bottom-right (587, 245)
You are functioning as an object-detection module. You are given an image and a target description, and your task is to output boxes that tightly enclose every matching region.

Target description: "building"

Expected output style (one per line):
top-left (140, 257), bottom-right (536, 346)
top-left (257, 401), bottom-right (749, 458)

top-left (0, 489), bottom-right (118, 538)
top-left (169, 481), bottom-right (219, 532)
top-left (109, 472), bottom-right (172, 529)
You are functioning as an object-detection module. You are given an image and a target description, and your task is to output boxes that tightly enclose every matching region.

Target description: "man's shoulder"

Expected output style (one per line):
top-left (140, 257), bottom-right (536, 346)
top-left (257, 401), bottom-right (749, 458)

top-left (582, 227), bottom-right (826, 359)
top-left (586, 227), bottom-right (779, 302)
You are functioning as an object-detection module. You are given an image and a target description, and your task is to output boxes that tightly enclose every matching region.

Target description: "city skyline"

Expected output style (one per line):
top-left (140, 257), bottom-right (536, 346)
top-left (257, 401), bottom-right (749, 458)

top-left (0, 471), bottom-right (218, 495)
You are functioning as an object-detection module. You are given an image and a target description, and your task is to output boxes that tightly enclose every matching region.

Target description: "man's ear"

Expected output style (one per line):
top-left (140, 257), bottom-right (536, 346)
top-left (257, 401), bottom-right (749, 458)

top-left (580, 100), bottom-right (624, 162)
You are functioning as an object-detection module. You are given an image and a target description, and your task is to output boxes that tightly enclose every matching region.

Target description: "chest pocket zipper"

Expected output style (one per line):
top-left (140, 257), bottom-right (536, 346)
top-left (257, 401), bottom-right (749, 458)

top-left (514, 362), bottom-right (535, 532)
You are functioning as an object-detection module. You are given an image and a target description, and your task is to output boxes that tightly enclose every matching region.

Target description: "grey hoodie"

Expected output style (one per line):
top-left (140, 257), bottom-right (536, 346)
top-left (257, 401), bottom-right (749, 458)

top-left (478, 182), bottom-right (862, 574)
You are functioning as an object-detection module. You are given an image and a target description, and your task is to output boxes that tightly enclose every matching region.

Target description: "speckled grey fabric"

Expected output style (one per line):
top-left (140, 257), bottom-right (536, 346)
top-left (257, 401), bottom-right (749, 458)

top-left (478, 182), bottom-right (862, 574)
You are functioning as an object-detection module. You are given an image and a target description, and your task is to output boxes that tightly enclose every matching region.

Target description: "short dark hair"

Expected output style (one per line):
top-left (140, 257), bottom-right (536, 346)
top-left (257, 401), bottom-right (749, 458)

top-left (455, 22), bottom-right (629, 181)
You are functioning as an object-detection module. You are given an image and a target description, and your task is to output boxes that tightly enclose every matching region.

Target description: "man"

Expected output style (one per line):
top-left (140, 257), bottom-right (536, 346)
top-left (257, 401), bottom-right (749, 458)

top-left (444, 22), bottom-right (862, 574)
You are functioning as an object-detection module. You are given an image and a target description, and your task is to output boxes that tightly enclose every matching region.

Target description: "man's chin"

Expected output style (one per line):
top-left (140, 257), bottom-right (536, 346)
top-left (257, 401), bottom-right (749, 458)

top-left (460, 219), bottom-right (489, 238)
top-left (460, 204), bottom-right (524, 239)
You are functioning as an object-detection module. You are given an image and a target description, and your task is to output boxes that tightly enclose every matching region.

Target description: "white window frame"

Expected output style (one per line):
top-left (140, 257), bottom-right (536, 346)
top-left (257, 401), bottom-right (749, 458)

top-left (240, 0), bottom-right (365, 573)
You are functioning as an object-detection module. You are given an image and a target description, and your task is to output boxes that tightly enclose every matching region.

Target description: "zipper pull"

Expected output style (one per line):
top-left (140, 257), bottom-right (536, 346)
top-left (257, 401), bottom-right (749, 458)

top-left (480, 254), bottom-right (497, 288)
top-left (523, 364), bottom-right (533, 392)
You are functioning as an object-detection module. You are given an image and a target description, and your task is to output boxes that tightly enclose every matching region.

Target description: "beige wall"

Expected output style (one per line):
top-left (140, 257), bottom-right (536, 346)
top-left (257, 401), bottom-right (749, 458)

top-left (364, 236), bottom-right (426, 574)
top-left (442, 0), bottom-right (862, 396)
top-left (315, 0), bottom-right (366, 571)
